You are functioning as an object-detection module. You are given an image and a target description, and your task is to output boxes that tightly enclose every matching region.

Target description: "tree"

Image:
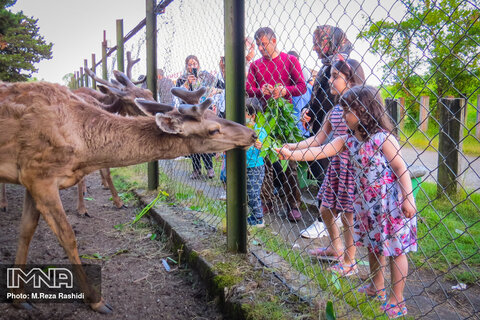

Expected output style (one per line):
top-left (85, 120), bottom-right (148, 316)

top-left (360, 0), bottom-right (480, 114)
top-left (0, 0), bottom-right (53, 82)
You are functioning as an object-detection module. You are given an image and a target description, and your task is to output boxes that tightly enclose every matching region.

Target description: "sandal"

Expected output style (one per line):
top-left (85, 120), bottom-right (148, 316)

top-left (381, 302), bottom-right (408, 319)
top-left (358, 285), bottom-right (387, 302)
top-left (328, 262), bottom-right (359, 277)
top-left (307, 247), bottom-right (341, 260)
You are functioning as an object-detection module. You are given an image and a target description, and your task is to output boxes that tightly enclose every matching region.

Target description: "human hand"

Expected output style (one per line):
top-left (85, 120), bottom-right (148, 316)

top-left (301, 109), bottom-right (311, 129)
top-left (261, 84), bottom-right (274, 96)
top-left (272, 85), bottom-right (286, 99)
top-left (283, 143), bottom-right (297, 150)
top-left (275, 146), bottom-right (293, 160)
top-left (401, 196), bottom-right (416, 219)
top-left (254, 140), bottom-right (262, 149)
top-left (187, 74), bottom-right (197, 84)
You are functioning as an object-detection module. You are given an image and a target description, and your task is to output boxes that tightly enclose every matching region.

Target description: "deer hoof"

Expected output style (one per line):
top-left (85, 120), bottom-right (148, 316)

top-left (13, 301), bottom-right (35, 310)
top-left (114, 201), bottom-right (124, 209)
top-left (90, 299), bottom-right (113, 314)
top-left (77, 211), bottom-right (92, 218)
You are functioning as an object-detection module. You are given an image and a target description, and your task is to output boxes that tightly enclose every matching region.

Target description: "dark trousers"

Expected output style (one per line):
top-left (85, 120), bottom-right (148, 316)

top-left (261, 159), bottom-right (301, 210)
top-left (247, 166), bottom-right (265, 219)
top-left (191, 153), bottom-right (213, 172)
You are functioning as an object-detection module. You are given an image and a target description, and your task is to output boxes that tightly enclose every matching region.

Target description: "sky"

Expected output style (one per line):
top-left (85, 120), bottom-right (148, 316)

top-left (11, 0), bottom-right (406, 85)
top-left (12, 0), bottom-right (146, 84)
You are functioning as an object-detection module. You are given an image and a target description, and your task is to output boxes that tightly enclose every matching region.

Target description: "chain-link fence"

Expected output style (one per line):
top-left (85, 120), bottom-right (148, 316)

top-left (91, 0), bottom-right (480, 318)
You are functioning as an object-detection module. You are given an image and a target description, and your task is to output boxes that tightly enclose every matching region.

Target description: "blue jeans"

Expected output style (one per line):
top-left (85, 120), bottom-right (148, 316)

top-left (247, 165), bottom-right (265, 219)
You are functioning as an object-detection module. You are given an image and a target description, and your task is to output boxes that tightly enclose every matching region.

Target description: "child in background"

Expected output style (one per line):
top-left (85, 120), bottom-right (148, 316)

top-left (245, 98), bottom-right (267, 227)
top-left (277, 85), bottom-right (417, 319)
top-left (220, 98), bottom-right (267, 227)
top-left (283, 57), bottom-right (365, 276)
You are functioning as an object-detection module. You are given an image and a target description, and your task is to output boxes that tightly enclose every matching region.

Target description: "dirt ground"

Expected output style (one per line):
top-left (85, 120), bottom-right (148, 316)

top-left (0, 172), bottom-right (223, 320)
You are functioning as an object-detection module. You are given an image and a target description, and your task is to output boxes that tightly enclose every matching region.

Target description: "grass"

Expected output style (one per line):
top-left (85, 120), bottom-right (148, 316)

top-left (411, 181), bottom-right (480, 284)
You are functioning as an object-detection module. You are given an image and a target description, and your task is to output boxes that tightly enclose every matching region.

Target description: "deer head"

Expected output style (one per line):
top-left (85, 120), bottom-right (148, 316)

top-left (134, 87), bottom-right (256, 152)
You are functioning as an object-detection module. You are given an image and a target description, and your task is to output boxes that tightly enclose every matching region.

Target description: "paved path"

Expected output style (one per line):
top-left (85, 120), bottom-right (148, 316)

top-left (401, 146), bottom-right (480, 191)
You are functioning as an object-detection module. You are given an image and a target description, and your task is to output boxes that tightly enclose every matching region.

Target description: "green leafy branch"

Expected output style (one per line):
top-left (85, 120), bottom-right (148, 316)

top-left (255, 94), bottom-right (303, 170)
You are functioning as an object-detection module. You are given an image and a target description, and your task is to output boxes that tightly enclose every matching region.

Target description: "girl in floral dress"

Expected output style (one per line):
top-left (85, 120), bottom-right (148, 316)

top-left (276, 85), bottom-right (417, 319)
top-left (283, 57), bottom-right (365, 276)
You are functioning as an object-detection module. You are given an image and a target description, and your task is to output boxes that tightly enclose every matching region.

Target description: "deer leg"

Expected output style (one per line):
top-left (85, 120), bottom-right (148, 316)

top-left (100, 168), bottom-right (124, 209)
top-left (0, 183), bottom-right (7, 212)
top-left (11, 191), bottom-right (41, 310)
top-left (77, 178), bottom-right (89, 217)
top-left (29, 183), bottom-right (112, 313)
top-left (99, 169), bottom-right (109, 189)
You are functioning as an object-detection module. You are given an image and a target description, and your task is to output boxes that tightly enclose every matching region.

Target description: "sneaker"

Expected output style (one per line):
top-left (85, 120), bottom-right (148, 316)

top-left (207, 168), bottom-right (215, 179)
top-left (190, 170), bottom-right (201, 180)
top-left (300, 220), bottom-right (328, 238)
top-left (287, 208), bottom-right (302, 222)
top-left (218, 191), bottom-right (227, 201)
top-left (247, 215), bottom-right (265, 228)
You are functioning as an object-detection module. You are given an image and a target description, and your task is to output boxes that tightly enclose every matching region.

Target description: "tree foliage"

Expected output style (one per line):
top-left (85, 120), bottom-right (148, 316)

top-left (360, 0), bottom-right (480, 107)
top-left (0, 0), bottom-right (53, 82)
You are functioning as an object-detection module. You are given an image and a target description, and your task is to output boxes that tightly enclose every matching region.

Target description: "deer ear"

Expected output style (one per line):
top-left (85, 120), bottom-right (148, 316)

top-left (155, 113), bottom-right (184, 134)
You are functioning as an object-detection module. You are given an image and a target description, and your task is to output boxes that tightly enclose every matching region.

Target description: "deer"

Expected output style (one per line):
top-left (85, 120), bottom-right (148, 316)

top-left (0, 53), bottom-right (155, 216)
top-left (72, 52), bottom-right (152, 216)
top-left (0, 80), bottom-right (256, 313)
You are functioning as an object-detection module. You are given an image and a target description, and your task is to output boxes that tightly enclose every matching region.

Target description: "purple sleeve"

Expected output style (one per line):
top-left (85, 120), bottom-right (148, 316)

top-left (284, 56), bottom-right (306, 98)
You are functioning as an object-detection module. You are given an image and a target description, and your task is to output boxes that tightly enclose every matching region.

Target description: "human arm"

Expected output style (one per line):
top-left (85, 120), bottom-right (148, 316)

top-left (245, 63), bottom-right (264, 98)
top-left (382, 135), bottom-right (416, 218)
top-left (284, 116), bottom-right (332, 150)
top-left (276, 135), bottom-right (346, 161)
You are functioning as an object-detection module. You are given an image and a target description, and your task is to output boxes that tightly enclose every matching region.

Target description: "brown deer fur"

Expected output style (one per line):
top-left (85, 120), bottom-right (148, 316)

top-left (0, 80), bottom-right (255, 313)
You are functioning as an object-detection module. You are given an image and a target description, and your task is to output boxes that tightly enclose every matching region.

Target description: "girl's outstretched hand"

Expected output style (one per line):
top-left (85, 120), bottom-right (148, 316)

top-left (402, 197), bottom-right (416, 219)
top-left (275, 146), bottom-right (292, 160)
top-left (283, 143), bottom-right (297, 150)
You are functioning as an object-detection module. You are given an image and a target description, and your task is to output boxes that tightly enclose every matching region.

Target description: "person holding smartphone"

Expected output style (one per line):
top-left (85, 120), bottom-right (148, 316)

top-left (175, 55), bottom-right (218, 179)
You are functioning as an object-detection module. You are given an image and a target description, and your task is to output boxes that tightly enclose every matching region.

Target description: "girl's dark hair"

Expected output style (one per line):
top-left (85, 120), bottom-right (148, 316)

top-left (185, 55), bottom-right (199, 68)
top-left (340, 85), bottom-right (395, 139)
top-left (331, 58), bottom-right (365, 104)
top-left (332, 58), bottom-right (365, 87)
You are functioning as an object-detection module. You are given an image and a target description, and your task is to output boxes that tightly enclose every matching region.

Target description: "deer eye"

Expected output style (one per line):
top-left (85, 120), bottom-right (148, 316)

top-left (209, 128), bottom-right (220, 136)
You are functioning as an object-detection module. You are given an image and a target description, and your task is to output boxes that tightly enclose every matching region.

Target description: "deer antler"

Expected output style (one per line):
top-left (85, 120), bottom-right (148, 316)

top-left (85, 68), bottom-right (113, 87)
top-left (126, 51), bottom-right (140, 80)
top-left (126, 51), bottom-right (146, 86)
top-left (171, 87), bottom-right (206, 105)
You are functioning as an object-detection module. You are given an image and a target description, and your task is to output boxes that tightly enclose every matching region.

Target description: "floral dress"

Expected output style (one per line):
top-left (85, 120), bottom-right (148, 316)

top-left (345, 131), bottom-right (417, 256)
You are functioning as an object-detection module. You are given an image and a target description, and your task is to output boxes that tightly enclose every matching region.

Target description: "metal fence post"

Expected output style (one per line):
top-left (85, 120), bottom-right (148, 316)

top-left (146, 0), bottom-right (158, 190)
top-left (83, 59), bottom-right (89, 88)
top-left (116, 19), bottom-right (125, 73)
top-left (225, 0), bottom-right (247, 253)
top-left (102, 31), bottom-right (108, 81)
top-left (79, 67), bottom-right (84, 87)
top-left (91, 53), bottom-right (97, 90)
top-left (437, 97), bottom-right (464, 197)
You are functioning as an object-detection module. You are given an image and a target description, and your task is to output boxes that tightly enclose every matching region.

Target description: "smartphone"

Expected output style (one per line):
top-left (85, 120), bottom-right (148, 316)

top-left (192, 68), bottom-right (198, 78)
